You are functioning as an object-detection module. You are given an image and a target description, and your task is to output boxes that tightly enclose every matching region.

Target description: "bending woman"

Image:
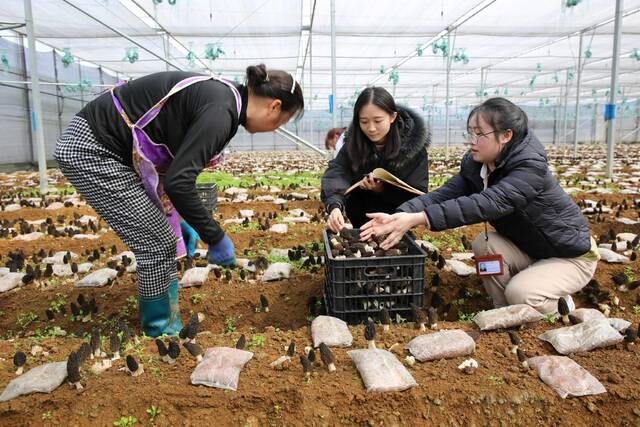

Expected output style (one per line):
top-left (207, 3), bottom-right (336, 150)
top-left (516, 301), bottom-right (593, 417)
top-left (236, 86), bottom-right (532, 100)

top-left (321, 87), bottom-right (430, 231)
top-left (55, 64), bottom-right (303, 336)
top-left (361, 97), bottom-right (598, 314)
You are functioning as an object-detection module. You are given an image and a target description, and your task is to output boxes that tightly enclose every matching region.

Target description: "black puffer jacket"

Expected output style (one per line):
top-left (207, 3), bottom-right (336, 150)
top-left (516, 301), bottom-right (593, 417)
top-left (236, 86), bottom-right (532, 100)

top-left (398, 130), bottom-right (591, 259)
top-left (321, 106), bottom-right (430, 211)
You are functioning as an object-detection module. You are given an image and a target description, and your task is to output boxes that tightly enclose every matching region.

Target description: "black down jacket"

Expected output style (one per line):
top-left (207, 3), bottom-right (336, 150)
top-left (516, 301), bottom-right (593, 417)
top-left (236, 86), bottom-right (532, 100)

top-left (321, 106), bottom-right (430, 211)
top-left (398, 130), bottom-right (591, 259)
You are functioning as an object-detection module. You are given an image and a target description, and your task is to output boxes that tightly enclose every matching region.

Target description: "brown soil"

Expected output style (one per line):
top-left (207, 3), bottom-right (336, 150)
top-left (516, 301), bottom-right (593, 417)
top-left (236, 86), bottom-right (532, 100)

top-left (0, 169), bottom-right (640, 426)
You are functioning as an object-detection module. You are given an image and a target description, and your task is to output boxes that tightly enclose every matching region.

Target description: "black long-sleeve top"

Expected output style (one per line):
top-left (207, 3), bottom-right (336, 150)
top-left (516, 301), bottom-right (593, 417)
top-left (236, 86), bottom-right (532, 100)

top-left (78, 71), bottom-right (247, 245)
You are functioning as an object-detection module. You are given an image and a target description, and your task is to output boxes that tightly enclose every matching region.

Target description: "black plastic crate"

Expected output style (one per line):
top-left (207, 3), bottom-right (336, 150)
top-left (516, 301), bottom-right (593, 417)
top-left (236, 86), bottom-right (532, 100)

top-left (196, 183), bottom-right (218, 214)
top-left (323, 229), bottom-right (427, 324)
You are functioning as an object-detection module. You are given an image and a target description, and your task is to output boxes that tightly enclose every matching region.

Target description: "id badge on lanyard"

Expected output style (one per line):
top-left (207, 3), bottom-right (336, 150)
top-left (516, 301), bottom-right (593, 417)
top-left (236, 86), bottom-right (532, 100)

top-left (473, 165), bottom-right (505, 276)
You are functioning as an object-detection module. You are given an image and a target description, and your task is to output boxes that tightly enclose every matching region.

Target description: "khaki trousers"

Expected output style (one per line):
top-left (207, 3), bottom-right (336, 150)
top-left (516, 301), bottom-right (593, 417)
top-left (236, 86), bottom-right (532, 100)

top-left (472, 232), bottom-right (597, 314)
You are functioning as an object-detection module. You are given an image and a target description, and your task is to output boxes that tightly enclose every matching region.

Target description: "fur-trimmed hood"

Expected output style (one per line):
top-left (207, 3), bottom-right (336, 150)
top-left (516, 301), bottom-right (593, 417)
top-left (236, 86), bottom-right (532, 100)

top-left (343, 105), bottom-right (431, 171)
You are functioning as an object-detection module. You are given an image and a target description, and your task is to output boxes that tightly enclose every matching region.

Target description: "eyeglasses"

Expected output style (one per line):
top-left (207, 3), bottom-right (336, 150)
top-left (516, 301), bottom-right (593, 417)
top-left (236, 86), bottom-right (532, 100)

top-left (462, 130), bottom-right (499, 145)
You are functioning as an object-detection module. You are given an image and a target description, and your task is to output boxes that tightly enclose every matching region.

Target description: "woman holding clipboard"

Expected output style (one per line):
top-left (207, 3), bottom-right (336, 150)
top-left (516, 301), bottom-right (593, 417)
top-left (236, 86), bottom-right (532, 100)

top-left (321, 87), bottom-right (430, 231)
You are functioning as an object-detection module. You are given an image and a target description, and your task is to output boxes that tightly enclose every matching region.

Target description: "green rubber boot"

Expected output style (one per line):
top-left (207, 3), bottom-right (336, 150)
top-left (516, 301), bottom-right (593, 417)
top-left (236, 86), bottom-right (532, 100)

top-left (139, 280), bottom-right (182, 337)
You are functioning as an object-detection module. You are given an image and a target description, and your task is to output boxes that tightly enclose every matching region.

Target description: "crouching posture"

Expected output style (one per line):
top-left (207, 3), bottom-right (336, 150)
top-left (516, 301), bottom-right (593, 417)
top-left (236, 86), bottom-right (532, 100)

top-left (55, 64), bottom-right (303, 336)
top-left (361, 98), bottom-right (599, 314)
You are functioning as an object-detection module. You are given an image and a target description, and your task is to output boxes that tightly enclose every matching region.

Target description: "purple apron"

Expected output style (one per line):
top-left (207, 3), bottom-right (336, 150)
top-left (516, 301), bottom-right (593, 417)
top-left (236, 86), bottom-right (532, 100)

top-left (110, 75), bottom-right (242, 258)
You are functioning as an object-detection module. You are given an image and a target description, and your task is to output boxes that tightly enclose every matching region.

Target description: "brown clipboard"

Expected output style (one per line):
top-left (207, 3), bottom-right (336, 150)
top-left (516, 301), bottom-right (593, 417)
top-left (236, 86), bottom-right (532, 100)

top-left (345, 168), bottom-right (425, 196)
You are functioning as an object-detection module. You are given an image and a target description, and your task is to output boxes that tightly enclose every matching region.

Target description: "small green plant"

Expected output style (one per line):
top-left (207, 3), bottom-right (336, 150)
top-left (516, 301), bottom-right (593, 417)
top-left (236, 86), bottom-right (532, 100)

top-left (248, 335), bottom-right (265, 349)
top-left (223, 316), bottom-right (236, 335)
top-left (227, 222), bottom-right (261, 233)
top-left (487, 375), bottom-right (504, 385)
top-left (32, 326), bottom-right (67, 340)
top-left (42, 411), bottom-right (52, 420)
top-left (49, 293), bottom-right (67, 313)
top-left (126, 295), bottom-right (137, 306)
top-left (542, 313), bottom-right (557, 324)
top-left (16, 311), bottom-right (38, 329)
top-left (624, 266), bottom-right (635, 282)
top-left (190, 293), bottom-right (207, 304)
top-left (458, 311), bottom-right (476, 323)
top-left (633, 305), bottom-right (640, 315)
top-left (113, 415), bottom-right (137, 427)
top-left (422, 229), bottom-right (465, 251)
top-left (273, 404), bottom-right (283, 416)
top-left (0, 309), bottom-right (5, 318)
top-left (146, 406), bottom-right (161, 424)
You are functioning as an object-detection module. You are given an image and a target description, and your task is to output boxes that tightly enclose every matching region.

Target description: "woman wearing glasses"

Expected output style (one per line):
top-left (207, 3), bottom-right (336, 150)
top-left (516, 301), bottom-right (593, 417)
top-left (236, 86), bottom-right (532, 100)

top-left (361, 97), bottom-right (598, 315)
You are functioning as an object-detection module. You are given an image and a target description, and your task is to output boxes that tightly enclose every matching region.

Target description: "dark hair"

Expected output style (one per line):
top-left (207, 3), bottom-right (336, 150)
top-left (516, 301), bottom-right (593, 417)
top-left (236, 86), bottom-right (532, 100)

top-left (324, 127), bottom-right (347, 150)
top-left (245, 64), bottom-right (304, 120)
top-left (346, 87), bottom-right (401, 171)
top-left (467, 97), bottom-right (528, 145)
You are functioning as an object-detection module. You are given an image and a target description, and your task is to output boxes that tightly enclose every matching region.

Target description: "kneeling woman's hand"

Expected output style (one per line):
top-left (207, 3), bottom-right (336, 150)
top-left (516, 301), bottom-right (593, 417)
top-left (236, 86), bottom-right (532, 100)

top-left (327, 207), bottom-right (346, 233)
top-left (360, 212), bottom-right (427, 250)
top-left (207, 235), bottom-right (236, 267)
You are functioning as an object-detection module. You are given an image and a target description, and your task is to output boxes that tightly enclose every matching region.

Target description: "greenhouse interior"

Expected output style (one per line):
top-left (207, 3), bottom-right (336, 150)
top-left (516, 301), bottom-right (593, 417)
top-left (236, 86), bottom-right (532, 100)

top-left (0, 0), bottom-right (639, 425)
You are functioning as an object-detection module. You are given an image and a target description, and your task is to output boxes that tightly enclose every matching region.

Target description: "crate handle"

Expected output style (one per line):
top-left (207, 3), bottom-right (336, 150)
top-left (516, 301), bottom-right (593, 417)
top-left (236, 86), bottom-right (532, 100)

top-left (363, 266), bottom-right (396, 278)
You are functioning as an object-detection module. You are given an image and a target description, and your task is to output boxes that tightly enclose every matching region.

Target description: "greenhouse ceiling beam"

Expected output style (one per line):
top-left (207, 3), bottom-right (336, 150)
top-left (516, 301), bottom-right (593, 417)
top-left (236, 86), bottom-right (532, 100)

top-left (118, 0), bottom-right (213, 73)
top-left (357, 0), bottom-right (497, 97)
top-left (36, 29), bottom-right (640, 39)
top-left (455, 51), bottom-right (639, 99)
top-left (450, 6), bottom-right (640, 86)
top-left (60, 0), bottom-right (184, 72)
top-left (5, 29), bottom-right (122, 78)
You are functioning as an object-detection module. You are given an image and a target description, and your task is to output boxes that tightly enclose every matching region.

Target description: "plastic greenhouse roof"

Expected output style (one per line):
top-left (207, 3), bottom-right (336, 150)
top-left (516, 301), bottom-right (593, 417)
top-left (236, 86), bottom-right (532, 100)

top-left (0, 0), bottom-right (639, 109)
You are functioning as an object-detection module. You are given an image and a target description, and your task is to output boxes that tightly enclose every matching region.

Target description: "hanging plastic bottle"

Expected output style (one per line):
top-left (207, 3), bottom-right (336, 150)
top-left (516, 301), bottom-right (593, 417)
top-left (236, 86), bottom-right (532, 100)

top-left (0, 49), bottom-right (9, 70)
top-left (388, 68), bottom-right (399, 86)
top-left (124, 47), bottom-right (139, 64)
top-left (186, 43), bottom-right (197, 67)
top-left (61, 48), bottom-right (74, 68)
top-left (452, 49), bottom-right (469, 65)
top-left (204, 43), bottom-right (225, 61)
top-left (584, 46), bottom-right (592, 59)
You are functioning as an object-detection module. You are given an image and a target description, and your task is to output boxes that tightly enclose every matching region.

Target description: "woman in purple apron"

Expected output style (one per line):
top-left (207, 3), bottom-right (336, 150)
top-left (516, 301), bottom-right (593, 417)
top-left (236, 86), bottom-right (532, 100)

top-left (55, 64), bottom-right (304, 337)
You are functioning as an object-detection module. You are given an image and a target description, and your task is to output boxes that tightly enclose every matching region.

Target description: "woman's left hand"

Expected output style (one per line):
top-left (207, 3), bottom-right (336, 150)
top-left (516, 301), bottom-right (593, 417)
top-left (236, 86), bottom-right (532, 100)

top-left (360, 212), bottom-right (426, 249)
top-left (359, 174), bottom-right (384, 192)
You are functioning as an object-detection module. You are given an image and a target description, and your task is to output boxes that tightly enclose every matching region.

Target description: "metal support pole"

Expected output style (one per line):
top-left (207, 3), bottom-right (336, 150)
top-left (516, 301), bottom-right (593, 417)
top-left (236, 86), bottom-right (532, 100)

top-left (330, 0), bottom-right (337, 128)
top-left (309, 4), bottom-right (314, 149)
top-left (24, 0), bottom-right (47, 194)
top-left (552, 103), bottom-right (558, 145)
top-left (480, 66), bottom-right (487, 101)
top-left (444, 31), bottom-right (452, 160)
top-left (591, 101), bottom-right (597, 144)
top-left (634, 99), bottom-right (640, 142)
top-left (52, 50), bottom-right (62, 137)
top-left (19, 35), bottom-right (34, 163)
top-left (572, 31), bottom-right (584, 158)
top-left (162, 32), bottom-right (170, 72)
top-left (562, 69), bottom-right (570, 154)
top-left (606, 0), bottom-right (624, 178)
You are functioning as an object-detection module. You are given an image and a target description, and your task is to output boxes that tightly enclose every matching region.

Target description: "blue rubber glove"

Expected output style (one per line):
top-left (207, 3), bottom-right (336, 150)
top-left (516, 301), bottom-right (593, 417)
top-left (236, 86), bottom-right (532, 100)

top-left (180, 221), bottom-right (200, 257)
top-left (207, 235), bottom-right (236, 266)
